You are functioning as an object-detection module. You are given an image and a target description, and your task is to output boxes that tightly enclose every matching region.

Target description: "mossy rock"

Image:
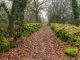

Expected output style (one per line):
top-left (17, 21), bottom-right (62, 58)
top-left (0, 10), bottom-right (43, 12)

top-left (23, 23), bottom-right (42, 37)
top-left (64, 48), bottom-right (79, 57)
top-left (50, 23), bottom-right (80, 47)
top-left (74, 43), bottom-right (79, 47)
top-left (20, 35), bottom-right (25, 42)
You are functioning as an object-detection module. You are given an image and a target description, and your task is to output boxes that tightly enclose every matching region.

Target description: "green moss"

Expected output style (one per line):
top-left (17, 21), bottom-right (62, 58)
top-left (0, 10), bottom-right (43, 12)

top-left (64, 48), bottom-right (79, 56)
top-left (14, 32), bottom-right (22, 41)
top-left (50, 23), bottom-right (80, 46)
top-left (20, 35), bottom-right (25, 42)
top-left (70, 42), bottom-right (75, 46)
top-left (0, 36), bottom-right (10, 52)
top-left (23, 23), bottom-right (42, 36)
top-left (74, 43), bottom-right (79, 47)
top-left (10, 43), bottom-right (18, 48)
top-left (9, 29), bottom-right (15, 37)
top-left (70, 42), bottom-right (79, 47)
top-left (77, 37), bottom-right (80, 42)
top-left (0, 27), bottom-right (7, 37)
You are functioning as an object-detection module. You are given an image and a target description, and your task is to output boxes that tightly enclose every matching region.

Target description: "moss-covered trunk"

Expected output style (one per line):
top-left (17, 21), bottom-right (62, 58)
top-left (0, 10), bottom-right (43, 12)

top-left (71, 0), bottom-right (79, 25)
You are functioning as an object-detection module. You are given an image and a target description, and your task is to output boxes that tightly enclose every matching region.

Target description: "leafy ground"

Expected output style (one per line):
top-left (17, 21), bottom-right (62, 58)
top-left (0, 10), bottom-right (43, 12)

top-left (0, 26), bottom-right (80, 60)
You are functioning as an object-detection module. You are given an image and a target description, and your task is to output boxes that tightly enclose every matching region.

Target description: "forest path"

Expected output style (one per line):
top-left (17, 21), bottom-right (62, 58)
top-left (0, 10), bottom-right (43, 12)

top-left (0, 26), bottom-right (78, 60)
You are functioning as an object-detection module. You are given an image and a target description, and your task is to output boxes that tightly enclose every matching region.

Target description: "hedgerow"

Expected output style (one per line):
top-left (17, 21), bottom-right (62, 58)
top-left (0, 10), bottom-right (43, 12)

top-left (0, 23), bottom-right (42, 52)
top-left (12, 23), bottom-right (42, 41)
top-left (23, 23), bottom-right (42, 36)
top-left (50, 23), bottom-right (80, 46)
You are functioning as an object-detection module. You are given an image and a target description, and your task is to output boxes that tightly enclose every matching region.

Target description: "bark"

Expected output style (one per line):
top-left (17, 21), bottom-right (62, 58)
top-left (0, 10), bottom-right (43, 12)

top-left (34, 0), bottom-right (39, 22)
top-left (8, 0), bottom-right (27, 28)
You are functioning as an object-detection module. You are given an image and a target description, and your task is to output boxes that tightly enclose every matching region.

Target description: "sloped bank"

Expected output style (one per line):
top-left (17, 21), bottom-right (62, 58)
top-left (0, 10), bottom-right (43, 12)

top-left (0, 23), bottom-right (42, 52)
top-left (49, 23), bottom-right (80, 47)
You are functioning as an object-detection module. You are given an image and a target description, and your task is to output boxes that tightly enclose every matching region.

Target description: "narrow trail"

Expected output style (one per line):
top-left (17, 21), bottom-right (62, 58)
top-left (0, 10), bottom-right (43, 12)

top-left (29, 26), bottom-right (63, 60)
top-left (0, 26), bottom-right (79, 60)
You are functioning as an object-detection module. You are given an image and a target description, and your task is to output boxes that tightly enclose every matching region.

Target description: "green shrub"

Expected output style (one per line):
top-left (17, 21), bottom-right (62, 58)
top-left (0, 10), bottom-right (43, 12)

top-left (64, 48), bottom-right (79, 56)
top-left (10, 43), bottom-right (18, 48)
top-left (13, 23), bottom-right (42, 42)
top-left (70, 42), bottom-right (76, 46)
top-left (9, 29), bottom-right (15, 37)
top-left (49, 23), bottom-right (80, 46)
top-left (0, 27), bottom-right (7, 37)
top-left (0, 23), bottom-right (42, 52)
top-left (14, 32), bottom-right (22, 40)
top-left (23, 23), bottom-right (42, 36)
top-left (0, 36), bottom-right (10, 52)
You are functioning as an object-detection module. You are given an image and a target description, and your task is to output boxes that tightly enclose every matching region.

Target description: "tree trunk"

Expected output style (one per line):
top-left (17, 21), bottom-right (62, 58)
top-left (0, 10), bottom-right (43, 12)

top-left (8, 0), bottom-right (27, 28)
top-left (8, 0), bottom-right (18, 29)
top-left (14, 0), bottom-right (26, 26)
top-left (8, 0), bottom-right (27, 36)
top-left (34, 0), bottom-right (39, 22)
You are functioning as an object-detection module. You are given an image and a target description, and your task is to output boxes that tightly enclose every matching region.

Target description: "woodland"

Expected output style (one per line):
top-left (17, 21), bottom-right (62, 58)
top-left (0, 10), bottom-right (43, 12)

top-left (0, 0), bottom-right (80, 60)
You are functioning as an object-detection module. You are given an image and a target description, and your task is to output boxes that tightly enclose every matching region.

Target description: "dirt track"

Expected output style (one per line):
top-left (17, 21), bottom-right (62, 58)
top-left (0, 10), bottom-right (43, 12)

top-left (0, 26), bottom-right (79, 60)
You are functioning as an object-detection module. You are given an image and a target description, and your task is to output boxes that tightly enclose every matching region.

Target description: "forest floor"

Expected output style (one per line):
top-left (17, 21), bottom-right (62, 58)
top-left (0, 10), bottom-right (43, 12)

top-left (0, 26), bottom-right (80, 60)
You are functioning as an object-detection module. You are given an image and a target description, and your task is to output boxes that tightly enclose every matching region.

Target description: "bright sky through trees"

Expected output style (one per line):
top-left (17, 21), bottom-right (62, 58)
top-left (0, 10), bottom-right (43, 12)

top-left (1, 0), bottom-right (48, 21)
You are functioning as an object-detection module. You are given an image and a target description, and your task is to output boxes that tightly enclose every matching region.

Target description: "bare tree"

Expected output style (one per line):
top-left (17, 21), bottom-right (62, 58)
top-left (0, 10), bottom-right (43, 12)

top-left (47, 0), bottom-right (73, 24)
top-left (25, 0), bottom-right (48, 23)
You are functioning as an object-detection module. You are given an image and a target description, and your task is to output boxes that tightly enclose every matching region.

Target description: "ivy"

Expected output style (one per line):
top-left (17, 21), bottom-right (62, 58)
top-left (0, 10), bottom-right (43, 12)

top-left (71, 0), bottom-right (79, 25)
